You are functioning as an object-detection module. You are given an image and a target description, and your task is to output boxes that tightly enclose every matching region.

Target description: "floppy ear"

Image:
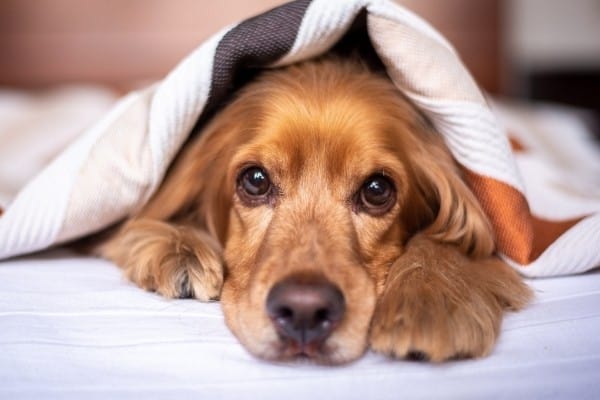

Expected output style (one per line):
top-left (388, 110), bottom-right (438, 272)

top-left (139, 104), bottom-right (252, 244)
top-left (92, 104), bottom-right (259, 300)
top-left (402, 133), bottom-right (495, 258)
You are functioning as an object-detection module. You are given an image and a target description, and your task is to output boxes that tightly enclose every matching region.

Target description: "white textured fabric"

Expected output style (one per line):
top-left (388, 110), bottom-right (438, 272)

top-left (1, 250), bottom-right (599, 399)
top-left (505, 215), bottom-right (600, 277)
top-left (0, 86), bottom-right (116, 202)
top-left (493, 101), bottom-right (600, 216)
top-left (413, 97), bottom-right (525, 192)
top-left (0, 92), bottom-right (137, 257)
top-left (492, 101), bottom-right (600, 276)
top-left (275, 0), bottom-right (365, 66)
top-left (146, 29), bottom-right (230, 205)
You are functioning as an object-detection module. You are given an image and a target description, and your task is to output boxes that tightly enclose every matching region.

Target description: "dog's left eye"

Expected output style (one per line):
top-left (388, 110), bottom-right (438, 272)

top-left (358, 174), bottom-right (395, 215)
top-left (237, 166), bottom-right (273, 204)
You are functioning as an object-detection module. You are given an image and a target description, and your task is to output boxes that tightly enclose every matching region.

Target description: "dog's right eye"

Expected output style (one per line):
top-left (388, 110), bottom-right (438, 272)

top-left (356, 174), bottom-right (396, 216)
top-left (237, 166), bottom-right (273, 204)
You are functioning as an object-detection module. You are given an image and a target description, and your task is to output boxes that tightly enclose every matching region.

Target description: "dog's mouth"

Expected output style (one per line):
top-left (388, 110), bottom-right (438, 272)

top-left (275, 335), bottom-right (333, 360)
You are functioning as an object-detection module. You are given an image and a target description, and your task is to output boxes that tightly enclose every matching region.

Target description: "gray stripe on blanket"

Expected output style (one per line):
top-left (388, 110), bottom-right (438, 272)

top-left (201, 0), bottom-right (313, 122)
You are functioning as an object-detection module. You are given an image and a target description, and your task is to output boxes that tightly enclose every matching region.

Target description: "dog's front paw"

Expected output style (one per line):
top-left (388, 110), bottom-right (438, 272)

top-left (369, 236), bottom-right (531, 362)
top-left (102, 219), bottom-right (224, 301)
top-left (369, 269), bottom-right (500, 361)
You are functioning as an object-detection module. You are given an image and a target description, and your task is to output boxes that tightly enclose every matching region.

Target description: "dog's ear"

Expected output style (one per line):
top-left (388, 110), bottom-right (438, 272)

top-left (401, 132), bottom-right (495, 258)
top-left (139, 106), bottom-right (251, 244)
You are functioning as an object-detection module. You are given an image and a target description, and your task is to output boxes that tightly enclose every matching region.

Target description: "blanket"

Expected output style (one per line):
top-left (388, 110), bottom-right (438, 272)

top-left (1, 0), bottom-right (599, 277)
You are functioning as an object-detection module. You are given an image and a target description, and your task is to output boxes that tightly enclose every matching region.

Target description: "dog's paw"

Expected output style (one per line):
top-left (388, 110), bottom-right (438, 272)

top-left (369, 270), bottom-right (500, 361)
top-left (369, 236), bottom-right (531, 362)
top-left (102, 219), bottom-right (224, 301)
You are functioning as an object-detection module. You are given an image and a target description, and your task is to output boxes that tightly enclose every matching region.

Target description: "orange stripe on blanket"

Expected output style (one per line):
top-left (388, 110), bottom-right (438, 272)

top-left (462, 169), bottom-right (582, 265)
top-left (507, 135), bottom-right (527, 153)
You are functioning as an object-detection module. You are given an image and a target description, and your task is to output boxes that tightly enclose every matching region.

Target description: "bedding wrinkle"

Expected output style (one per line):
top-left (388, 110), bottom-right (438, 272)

top-left (502, 314), bottom-right (600, 332)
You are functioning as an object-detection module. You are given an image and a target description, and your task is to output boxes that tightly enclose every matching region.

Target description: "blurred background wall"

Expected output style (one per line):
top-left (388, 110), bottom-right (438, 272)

top-left (505, 0), bottom-right (600, 114)
top-left (0, 0), bottom-right (501, 91)
top-left (0, 0), bottom-right (598, 114)
top-left (506, 0), bottom-right (600, 70)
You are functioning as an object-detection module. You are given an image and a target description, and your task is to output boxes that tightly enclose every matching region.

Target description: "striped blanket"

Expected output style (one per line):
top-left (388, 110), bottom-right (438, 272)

top-left (1, 0), bottom-right (599, 276)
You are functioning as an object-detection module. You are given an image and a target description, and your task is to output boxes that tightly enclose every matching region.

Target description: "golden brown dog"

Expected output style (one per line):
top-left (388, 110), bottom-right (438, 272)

top-left (99, 57), bottom-right (531, 364)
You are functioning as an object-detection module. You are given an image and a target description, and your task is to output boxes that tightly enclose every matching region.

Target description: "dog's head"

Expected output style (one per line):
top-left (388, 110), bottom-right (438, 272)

top-left (144, 58), bottom-right (494, 364)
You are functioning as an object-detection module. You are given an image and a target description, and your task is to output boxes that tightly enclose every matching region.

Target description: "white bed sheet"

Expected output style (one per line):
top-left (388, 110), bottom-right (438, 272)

top-left (1, 249), bottom-right (599, 399)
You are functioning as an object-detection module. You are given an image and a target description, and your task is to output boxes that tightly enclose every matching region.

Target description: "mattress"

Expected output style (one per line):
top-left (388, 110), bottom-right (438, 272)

top-left (1, 88), bottom-right (599, 399)
top-left (1, 249), bottom-right (599, 399)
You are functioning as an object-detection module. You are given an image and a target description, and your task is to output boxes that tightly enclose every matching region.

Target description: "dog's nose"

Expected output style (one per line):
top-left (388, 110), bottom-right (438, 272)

top-left (266, 275), bottom-right (345, 346)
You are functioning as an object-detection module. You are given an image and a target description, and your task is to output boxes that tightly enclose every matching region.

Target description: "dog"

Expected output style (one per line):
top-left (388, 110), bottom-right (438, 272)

top-left (98, 56), bottom-right (531, 365)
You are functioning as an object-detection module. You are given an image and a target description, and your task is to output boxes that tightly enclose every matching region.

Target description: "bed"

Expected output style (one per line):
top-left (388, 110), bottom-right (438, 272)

top-left (1, 1), bottom-right (600, 398)
top-left (1, 248), bottom-right (599, 398)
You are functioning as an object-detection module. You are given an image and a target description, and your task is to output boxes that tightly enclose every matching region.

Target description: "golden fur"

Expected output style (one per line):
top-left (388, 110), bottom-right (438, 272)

top-left (99, 57), bottom-right (531, 364)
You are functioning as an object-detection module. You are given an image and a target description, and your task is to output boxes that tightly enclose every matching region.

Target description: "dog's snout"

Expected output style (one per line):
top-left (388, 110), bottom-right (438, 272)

top-left (266, 276), bottom-right (345, 347)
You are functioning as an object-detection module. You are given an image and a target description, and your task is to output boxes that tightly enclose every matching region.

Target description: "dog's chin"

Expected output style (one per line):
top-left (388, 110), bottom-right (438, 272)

top-left (245, 332), bottom-right (365, 365)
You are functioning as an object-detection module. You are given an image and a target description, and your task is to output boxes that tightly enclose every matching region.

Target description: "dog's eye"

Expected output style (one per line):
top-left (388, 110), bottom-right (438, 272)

top-left (358, 175), bottom-right (395, 215)
top-left (237, 166), bottom-right (272, 203)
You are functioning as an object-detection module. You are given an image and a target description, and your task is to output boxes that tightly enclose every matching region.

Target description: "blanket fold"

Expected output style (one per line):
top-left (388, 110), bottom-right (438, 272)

top-left (1, 0), bottom-right (599, 276)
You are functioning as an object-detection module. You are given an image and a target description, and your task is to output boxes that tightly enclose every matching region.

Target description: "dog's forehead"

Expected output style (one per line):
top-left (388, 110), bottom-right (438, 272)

top-left (228, 60), bottom-right (420, 187)
top-left (256, 94), bottom-right (401, 167)
top-left (231, 117), bottom-right (407, 203)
